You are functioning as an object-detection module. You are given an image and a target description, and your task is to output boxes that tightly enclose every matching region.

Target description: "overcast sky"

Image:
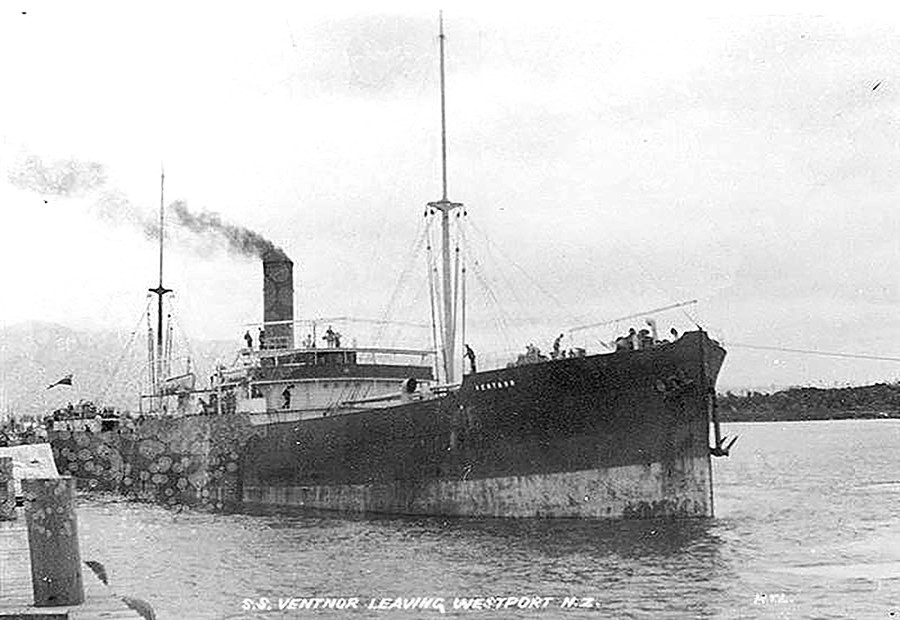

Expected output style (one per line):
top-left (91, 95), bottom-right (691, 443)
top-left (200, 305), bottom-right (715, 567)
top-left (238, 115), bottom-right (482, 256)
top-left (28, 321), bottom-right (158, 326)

top-left (1, 2), bottom-right (899, 391)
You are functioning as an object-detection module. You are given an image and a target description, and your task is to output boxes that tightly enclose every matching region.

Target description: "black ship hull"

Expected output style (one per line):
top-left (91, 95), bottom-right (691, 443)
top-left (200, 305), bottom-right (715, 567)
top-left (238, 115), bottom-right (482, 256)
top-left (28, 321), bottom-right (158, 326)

top-left (242, 330), bottom-right (724, 518)
top-left (48, 331), bottom-right (724, 519)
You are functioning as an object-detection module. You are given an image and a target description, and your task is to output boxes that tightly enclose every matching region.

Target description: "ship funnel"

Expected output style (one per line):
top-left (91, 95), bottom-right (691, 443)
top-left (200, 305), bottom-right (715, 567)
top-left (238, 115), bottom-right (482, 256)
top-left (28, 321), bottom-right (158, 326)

top-left (262, 249), bottom-right (294, 349)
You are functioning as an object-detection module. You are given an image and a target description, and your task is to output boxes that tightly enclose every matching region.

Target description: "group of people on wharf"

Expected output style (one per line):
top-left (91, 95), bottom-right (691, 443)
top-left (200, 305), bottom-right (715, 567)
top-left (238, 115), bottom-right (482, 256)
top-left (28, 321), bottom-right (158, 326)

top-left (0, 417), bottom-right (46, 446)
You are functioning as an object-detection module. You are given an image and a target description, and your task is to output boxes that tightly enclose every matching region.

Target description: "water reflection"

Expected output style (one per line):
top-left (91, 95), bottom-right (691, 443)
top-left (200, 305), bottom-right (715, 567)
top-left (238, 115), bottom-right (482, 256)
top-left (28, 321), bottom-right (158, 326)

top-left (237, 507), bottom-right (734, 618)
top-left (75, 421), bottom-right (900, 619)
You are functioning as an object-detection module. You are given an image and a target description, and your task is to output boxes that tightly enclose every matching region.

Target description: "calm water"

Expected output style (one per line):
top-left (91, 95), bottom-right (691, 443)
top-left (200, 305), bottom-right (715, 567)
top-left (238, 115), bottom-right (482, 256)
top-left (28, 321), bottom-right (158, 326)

top-left (73, 420), bottom-right (900, 619)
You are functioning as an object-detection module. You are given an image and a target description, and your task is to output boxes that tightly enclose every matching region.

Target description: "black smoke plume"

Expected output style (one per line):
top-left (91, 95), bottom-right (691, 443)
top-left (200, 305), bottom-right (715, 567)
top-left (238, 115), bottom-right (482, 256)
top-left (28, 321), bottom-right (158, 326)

top-left (94, 188), bottom-right (159, 241)
top-left (169, 200), bottom-right (277, 258)
top-left (8, 155), bottom-right (106, 196)
top-left (8, 153), bottom-right (282, 259)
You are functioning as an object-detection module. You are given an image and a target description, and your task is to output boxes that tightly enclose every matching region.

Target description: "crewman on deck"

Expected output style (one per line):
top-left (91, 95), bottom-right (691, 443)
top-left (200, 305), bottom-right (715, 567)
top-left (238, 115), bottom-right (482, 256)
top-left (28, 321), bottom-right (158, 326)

top-left (465, 344), bottom-right (477, 374)
top-left (244, 331), bottom-right (253, 349)
top-left (552, 333), bottom-right (564, 359)
top-left (323, 326), bottom-right (336, 347)
top-left (638, 329), bottom-right (653, 349)
top-left (258, 328), bottom-right (266, 350)
top-left (281, 386), bottom-right (292, 409)
top-left (646, 318), bottom-right (659, 344)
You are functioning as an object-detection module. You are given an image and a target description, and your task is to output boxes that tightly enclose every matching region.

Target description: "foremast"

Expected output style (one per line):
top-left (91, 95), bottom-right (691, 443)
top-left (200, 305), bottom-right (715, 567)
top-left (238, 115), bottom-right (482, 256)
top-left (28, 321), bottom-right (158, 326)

top-left (148, 167), bottom-right (172, 407)
top-left (427, 13), bottom-right (464, 384)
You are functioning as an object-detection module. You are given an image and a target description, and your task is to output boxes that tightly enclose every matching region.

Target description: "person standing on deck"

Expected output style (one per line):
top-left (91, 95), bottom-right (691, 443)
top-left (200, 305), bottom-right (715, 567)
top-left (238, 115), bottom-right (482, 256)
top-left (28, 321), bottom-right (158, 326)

top-left (323, 326), bottom-right (336, 348)
top-left (464, 344), bottom-right (477, 374)
top-left (552, 333), bottom-right (564, 359)
top-left (645, 318), bottom-right (659, 344)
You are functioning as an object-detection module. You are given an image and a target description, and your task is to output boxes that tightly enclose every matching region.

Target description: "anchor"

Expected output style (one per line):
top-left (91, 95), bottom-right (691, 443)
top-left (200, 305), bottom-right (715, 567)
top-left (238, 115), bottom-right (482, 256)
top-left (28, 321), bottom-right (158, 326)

top-left (707, 387), bottom-right (737, 457)
top-left (710, 434), bottom-right (738, 457)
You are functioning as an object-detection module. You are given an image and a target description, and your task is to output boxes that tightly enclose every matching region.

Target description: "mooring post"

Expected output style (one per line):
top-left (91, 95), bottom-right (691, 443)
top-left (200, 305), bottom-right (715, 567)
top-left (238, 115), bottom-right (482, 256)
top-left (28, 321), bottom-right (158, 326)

top-left (0, 457), bottom-right (14, 521)
top-left (22, 477), bottom-right (84, 606)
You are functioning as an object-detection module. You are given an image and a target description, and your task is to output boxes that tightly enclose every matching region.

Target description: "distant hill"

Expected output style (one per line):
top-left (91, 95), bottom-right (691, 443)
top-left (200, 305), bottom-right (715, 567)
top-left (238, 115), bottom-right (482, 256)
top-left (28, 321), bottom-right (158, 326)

top-left (0, 321), bottom-right (235, 419)
top-left (718, 383), bottom-right (900, 422)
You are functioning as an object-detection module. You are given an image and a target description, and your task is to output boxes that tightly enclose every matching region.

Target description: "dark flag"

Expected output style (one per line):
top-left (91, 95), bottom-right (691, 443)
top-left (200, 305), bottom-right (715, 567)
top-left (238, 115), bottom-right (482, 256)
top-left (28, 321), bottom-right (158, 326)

top-left (47, 374), bottom-right (73, 390)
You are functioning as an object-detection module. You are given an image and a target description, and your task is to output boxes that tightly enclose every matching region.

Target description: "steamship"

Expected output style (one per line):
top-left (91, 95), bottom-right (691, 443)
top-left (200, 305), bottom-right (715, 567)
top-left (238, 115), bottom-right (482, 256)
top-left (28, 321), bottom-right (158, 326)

top-left (48, 19), bottom-right (730, 519)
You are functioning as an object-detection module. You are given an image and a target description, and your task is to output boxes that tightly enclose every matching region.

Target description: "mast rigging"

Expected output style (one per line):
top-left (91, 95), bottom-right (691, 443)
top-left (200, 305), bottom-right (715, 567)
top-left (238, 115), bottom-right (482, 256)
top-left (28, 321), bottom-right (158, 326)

top-left (148, 167), bottom-right (172, 399)
top-left (427, 12), bottom-right (464, 383)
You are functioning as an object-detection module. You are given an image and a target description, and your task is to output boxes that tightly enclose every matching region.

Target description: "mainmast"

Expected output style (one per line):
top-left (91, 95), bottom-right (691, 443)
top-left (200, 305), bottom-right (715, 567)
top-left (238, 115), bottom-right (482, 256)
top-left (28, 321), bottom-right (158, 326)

top-left (149, 167), bottom-right (172, 398)
top-left (427, 12), bottom-right (463, 384)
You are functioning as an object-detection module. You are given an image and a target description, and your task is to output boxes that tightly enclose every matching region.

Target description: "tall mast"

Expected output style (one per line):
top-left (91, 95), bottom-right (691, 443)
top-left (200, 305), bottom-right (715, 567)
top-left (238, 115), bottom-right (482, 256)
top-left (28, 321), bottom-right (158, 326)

top-left (439, 12), bottom-right (448, 202)
top-left (427, 12), bottom-right (463, 384)
top-left (149, 166), bottom-right (172, 397)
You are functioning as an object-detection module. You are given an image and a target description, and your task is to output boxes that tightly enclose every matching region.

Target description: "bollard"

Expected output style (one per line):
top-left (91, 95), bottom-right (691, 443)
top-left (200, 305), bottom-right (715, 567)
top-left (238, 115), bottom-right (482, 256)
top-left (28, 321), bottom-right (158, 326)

top-left (0, 457), bottom-right (14, 520)
top-left (22, 477), bottom-right (84, 606)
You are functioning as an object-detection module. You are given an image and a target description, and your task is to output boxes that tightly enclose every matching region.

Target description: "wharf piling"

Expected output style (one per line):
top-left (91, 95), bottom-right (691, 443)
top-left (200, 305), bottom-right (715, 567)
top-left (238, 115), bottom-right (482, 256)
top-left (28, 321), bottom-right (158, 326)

top-left (0, 478), bottom-right (146, 619)
top-left (23, 477), bottom-right (84, 607)
top-left (0, 457), bottom-right (13, 521)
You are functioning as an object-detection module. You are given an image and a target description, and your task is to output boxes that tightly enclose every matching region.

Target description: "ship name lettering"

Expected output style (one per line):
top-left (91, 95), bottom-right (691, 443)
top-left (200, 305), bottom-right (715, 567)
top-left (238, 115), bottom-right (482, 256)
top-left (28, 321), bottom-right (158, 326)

top-left (281, 597), bottom-right (359, 610)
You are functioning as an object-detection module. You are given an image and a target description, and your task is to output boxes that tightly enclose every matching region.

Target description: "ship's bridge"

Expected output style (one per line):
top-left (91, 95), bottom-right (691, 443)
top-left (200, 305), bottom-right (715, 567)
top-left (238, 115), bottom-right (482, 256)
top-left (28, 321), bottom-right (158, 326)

top-left (215, 344), bottom-right (437, 423)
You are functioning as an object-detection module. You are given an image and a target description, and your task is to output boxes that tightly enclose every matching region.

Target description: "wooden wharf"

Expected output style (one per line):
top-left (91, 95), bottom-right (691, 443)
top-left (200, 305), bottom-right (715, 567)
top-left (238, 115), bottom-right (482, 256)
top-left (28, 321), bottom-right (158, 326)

top-left (0, 511), bottom-right (144, 620)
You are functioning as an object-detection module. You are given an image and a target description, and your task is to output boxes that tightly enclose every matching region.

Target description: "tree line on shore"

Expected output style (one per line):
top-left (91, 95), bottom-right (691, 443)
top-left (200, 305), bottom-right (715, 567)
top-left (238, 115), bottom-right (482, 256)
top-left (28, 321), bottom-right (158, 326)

top-left (718, 381), bottom-right (900, 422)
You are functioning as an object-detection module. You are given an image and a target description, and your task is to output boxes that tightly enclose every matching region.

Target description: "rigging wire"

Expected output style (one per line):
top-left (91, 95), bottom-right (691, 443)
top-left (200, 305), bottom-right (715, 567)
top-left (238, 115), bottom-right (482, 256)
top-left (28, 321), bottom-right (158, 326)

top-left (390, 268), bottom-right (430, 348)
top-left (145, 304), bottom-right (155, 396)
top-left (728, 343), bottom-right (900, 363)
top-left (466, 219), bottom-right (581, 328)
top-left (466, 224), bottom-right (535, 335)
top-left (605, 240), bottom-right (703, 329)
top-left (463, 236), bottom-right (517, 356)
top-left (452, 215), bottom-right (461, 348)
top-left (568, 300), bottom-right (699, 334)
top-left (460, 213), bottom-right (468, 368)
top-left (373, 217), bottom-right (430, 346)
top-left (100, 298), bottom-right (154, 405)
top-left (166, 294), bottom-right (198, 375)
top-left (431, 256), bottom-right (447, 378)
top-left (460, 227), bottom-right (531, 352)
top-left (425, 217), bottom-right (441, 380)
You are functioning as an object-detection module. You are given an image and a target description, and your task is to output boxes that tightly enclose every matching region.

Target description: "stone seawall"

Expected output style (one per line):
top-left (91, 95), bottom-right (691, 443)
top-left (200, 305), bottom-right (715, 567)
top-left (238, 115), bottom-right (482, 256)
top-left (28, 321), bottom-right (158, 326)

top-left (49, 414), bottom-right (259, 510)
